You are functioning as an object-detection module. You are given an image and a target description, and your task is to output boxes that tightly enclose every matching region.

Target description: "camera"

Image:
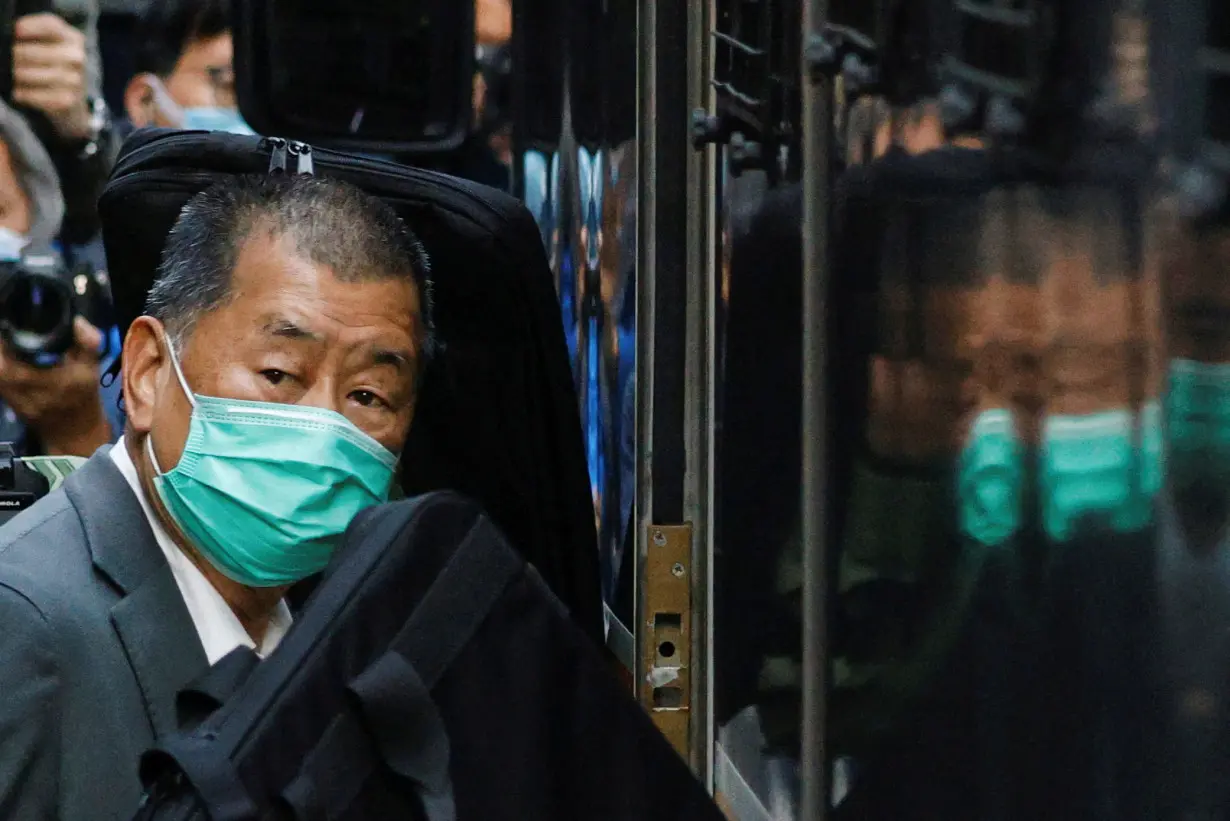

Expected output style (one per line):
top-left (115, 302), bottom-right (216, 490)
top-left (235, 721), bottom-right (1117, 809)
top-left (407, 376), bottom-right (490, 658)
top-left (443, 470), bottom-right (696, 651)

top-left (0, 442), bottom-right (47, 525)
top-left (0, 244), bottom-right (115, 367)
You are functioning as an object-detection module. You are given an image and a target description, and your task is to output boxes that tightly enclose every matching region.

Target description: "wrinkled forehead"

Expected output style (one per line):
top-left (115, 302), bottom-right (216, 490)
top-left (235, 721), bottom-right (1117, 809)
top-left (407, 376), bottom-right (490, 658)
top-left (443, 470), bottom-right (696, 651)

top-left (222, 230), bottom-right (423, 335)
top-left (155, 231), bottom-right (415, 379)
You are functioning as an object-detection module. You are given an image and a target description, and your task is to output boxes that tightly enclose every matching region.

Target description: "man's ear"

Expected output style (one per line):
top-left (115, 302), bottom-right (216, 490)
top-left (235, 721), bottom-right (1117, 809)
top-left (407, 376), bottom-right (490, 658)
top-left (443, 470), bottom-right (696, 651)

top-left (123, 74), bottom-right (158, 128)
top-left (121, 317), bottom-right (167, 436)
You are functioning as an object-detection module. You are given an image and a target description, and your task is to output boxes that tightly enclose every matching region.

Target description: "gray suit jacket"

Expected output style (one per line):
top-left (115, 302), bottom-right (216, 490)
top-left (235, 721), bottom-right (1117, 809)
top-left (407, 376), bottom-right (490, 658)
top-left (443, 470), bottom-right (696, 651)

top-left (0, 447), bottom-right (209, 820)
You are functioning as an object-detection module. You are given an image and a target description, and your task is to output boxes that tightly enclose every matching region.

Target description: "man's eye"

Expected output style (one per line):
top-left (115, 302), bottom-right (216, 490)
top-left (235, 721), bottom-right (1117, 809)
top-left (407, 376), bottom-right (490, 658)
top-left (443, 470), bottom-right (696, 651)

top-left (261, 369), bottom-right (289, 385)
top-left (350, 390), bottom-right (385, 408)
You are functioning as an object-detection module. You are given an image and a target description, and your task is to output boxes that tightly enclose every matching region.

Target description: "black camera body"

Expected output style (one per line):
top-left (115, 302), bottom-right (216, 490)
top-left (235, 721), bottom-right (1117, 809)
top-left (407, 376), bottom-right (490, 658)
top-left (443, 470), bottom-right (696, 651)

top-left (0, 244), bottom-right (114, 367)
top-left (0, 442), bottom-right (47, 525)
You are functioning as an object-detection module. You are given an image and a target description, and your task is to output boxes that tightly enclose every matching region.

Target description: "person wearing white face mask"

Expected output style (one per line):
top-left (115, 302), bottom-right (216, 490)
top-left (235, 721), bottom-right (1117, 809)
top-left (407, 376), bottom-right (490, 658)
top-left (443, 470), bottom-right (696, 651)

top-left (121, 0), bottom-right (255, 137)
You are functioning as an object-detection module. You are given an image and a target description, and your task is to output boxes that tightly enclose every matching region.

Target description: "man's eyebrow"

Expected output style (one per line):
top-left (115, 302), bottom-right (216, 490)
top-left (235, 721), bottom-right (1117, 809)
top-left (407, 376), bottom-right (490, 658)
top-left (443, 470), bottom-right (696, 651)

top-left (261, 317), bottom-right (324, 342)
top-left (371, 347), bottom-right (414, 371)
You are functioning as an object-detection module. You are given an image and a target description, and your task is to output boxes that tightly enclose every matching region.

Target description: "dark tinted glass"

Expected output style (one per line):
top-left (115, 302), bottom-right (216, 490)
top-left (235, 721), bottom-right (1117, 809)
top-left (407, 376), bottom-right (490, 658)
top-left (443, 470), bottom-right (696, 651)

top-left (237, 0), bottom-right (472, 151)
top-left (958, 10), bottom-right (1033, 81)
top-left (829, 0), bottom-right (881, 39)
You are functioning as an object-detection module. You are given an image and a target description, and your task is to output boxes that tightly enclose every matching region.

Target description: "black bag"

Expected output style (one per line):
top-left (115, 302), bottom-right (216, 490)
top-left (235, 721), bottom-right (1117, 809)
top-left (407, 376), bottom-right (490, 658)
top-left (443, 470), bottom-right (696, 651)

top-left (134, 492), bottom-right (725, 821)
top-left (99, 129), bottom-right (603, 645)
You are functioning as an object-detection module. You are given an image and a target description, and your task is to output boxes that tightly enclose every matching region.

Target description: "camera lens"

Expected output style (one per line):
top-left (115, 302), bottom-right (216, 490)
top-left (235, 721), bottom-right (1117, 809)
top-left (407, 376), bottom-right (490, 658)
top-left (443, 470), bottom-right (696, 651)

top-left (10, 277), bottom-right (63, 334)
top-left (0, 269), bottom-right (74, 364)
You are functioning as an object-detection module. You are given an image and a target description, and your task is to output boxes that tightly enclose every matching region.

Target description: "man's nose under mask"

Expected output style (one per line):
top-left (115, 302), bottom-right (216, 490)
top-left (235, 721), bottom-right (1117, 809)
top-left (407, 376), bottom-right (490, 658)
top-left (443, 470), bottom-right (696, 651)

top-left (147, 76), bottom-right (255, 135)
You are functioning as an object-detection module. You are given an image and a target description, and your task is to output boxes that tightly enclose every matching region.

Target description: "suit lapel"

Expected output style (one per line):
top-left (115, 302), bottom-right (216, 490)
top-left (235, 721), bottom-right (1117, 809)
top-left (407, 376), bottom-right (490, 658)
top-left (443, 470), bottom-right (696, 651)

top-left (110, 571), bottom-right (208, 737)
top-left (63, 449), bottom-right (209, 738)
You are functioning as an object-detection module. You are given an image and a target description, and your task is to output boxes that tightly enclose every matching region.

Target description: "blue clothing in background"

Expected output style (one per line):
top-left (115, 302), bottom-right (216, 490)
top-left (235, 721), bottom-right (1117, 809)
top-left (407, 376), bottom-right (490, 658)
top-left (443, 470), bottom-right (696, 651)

top-left (0, 237), bottom-right (124, 455)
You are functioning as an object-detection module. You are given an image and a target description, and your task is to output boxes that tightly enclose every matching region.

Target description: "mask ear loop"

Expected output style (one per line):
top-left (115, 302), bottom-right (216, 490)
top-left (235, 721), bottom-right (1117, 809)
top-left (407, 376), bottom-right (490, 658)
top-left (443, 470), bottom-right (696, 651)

top-left (159, 332), bottom-right (196, 408)
top-left (147, 334), bottom-right (197, 477)
top-left (145, 74), bottom-right (187, 128)
top-left (145, 429), bottom-right (165, 476)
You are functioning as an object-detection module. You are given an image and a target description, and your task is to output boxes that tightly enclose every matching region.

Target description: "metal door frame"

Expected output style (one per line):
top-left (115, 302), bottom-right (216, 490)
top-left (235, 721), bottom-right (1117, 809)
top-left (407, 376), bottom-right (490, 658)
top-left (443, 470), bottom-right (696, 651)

top-left (634, 0), bottom-right (719, 780)
top-left (800, 1), bottom-right (832, 818)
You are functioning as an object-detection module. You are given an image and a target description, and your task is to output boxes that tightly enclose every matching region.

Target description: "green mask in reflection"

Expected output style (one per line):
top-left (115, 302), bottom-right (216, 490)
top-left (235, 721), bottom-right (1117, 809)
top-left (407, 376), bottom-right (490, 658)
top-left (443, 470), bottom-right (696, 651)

top-left (957, 409), bottom-right (1023, 547)
top-left (1039, 403), bottom-right (1161, 541)
top-left (1167, 359), bottom-right (1230, 488)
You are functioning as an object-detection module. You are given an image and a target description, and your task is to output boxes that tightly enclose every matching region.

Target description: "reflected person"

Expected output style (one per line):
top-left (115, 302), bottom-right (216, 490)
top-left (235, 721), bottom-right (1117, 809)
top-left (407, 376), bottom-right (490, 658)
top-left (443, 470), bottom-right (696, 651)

top-left (0, 173), bottom-right (433, 819)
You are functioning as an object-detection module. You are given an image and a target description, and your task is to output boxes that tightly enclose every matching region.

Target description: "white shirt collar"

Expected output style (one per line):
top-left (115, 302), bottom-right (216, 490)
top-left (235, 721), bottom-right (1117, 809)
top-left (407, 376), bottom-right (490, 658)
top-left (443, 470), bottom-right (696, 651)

top-left (109, 437), bottom-right (293, 666)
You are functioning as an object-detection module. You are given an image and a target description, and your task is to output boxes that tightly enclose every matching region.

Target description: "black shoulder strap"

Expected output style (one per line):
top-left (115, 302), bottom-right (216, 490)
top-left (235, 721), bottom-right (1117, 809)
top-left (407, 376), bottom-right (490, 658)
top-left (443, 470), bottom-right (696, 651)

top-left (392, 514), bottom-right (522, 686)
top-left (138, 507), bottom-right (523, 821)
top-left (176, 647), bottom-right (262, 733)
top-left (281, 513), bottom-right (523, 821)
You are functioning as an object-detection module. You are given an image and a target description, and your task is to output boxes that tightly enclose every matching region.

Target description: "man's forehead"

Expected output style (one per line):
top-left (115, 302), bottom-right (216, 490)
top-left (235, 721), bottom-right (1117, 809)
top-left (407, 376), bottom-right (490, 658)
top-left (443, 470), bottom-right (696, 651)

top-left (259, 313), bottom-right (324, 340)
top-left (217, 217), bottom-right (425, 348)
top-left (248, 304), bottom-right (417, 342)
top-left (232, 230), bottom-right (418, 296)
top-left (226, 309), bottom-right (420, 372)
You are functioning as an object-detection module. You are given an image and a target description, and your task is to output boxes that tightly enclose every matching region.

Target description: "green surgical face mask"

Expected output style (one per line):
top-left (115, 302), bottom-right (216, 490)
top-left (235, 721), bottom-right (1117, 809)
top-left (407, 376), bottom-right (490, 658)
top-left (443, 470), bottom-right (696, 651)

top-left (147, 341), bottom-right (399, 588)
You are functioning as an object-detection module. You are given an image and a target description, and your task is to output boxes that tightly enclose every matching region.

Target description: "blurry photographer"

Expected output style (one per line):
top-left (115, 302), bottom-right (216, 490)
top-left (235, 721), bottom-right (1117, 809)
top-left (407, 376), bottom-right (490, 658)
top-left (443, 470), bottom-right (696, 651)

top-left (121, 0), bottom-right (252, 135)
top-left (14, 1), bottom-right (116, 244)
top-left (0, 96), bottom-right (116, 456)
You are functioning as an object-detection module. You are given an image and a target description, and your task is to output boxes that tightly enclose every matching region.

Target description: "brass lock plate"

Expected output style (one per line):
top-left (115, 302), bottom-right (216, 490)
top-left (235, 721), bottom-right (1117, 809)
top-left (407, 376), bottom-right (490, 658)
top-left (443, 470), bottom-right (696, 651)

top-left (640, 524), bottom-right (692, 756)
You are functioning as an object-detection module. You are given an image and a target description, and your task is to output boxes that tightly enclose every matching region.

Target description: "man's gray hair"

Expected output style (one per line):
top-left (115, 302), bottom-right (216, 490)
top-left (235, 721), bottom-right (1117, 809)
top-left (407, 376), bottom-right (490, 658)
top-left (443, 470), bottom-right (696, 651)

top-left (145, 173), bottom-right (435, 357)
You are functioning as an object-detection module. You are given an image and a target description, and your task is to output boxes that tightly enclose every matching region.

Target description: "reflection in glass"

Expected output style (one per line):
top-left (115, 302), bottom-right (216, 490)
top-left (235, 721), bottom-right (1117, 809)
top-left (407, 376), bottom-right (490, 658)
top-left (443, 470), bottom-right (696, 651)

top-left (574, 144), bottom-right (623, 601)
top-left (521, 149), bottom-right (556, 255)
top-left (712, 162), bottom-right (804, 818)
top-left (565, 139), bottom-right (637, 611)
top-left (1150, 183), bottom-right (1230, 819)
top-left (601, 142), bottom-right (637, 610)
top-left (814, 155), bottom-right (1163, 821)
top-left (707, 5), bottom-right (1230, 821)
top-left (711, 96), bottom-right (964, 819)
top-left (572, 145), bottom-right (599, 539)
top-left (515, 0), bottom-right (637, 628)
top-left (811, 7), bottom-right (1197, 819)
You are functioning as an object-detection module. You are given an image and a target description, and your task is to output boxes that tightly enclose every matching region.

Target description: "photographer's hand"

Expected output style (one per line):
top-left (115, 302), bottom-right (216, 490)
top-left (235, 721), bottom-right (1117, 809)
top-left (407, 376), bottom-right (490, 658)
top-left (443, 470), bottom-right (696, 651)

top-left (0, 318), bottom-right (111, 457)
top-left (11, 13), bottom-right (92, 141)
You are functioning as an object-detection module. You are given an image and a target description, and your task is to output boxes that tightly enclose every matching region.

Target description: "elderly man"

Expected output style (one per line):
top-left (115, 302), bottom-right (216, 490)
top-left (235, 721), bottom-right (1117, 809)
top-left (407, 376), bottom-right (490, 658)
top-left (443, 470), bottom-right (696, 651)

top-left (0, 172), bottom-right (433, 819)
